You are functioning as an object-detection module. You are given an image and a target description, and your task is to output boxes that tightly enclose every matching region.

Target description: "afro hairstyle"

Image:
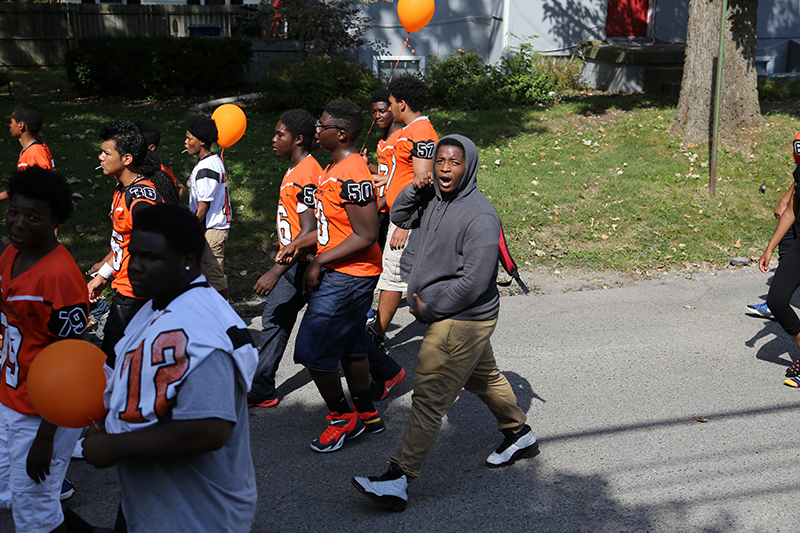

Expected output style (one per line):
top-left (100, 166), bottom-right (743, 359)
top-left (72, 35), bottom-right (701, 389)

top-left (186, 115), bottom-right (218, 146)
top-left (7, 167), bottom-right (74, 225)
top-left (371, 88), bottom-right (391, 105)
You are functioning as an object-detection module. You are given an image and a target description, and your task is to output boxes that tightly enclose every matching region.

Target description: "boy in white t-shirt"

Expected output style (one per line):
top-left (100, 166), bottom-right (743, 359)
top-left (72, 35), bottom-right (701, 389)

top-left (185, 114), bottom-right (232, 300)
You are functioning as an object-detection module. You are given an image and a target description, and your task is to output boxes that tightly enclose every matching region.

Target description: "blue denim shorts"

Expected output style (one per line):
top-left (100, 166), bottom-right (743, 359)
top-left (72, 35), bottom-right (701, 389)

top-left (294, 269), bottom-right (379, 372)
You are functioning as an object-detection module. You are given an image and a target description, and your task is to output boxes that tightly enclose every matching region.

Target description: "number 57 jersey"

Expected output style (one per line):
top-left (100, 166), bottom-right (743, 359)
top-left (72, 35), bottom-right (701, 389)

top-left (313, 153), bottom-right (382, 277)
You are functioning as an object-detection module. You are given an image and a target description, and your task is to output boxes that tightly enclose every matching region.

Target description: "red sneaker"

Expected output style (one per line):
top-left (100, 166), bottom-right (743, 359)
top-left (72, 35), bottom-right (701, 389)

top-left (248, 397), bottom-right (279, 408)
top-left (310, 411), bottom-right (364, 453)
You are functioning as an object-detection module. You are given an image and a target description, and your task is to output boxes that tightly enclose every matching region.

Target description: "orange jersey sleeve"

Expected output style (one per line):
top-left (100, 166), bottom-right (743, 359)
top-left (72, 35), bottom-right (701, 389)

top-left (375, 129), bottom-right (401, 214)
top-left (110, 179), bottom-right (163, 297)
top-left (17, 141), bottom-right (54, 171)
top-left (277, 154), bottom-right (322, 249)
top-left (314, 153), bottom-right (382, 277)
top-left (0, 245), bottom-right (90, 415)
top-left (384, 117), bottom-right (438, 210)
top-left (793, 131), bottom-right (800, 167)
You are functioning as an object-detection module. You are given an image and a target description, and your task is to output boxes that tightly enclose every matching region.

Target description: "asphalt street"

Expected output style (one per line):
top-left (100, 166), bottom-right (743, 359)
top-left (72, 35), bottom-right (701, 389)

top-left (2, 264), bottom-right (799, 532)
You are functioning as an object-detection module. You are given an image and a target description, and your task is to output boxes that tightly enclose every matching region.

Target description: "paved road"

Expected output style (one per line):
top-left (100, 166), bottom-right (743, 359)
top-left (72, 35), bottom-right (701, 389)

top-left (3, 265), bottom-right (799, 532)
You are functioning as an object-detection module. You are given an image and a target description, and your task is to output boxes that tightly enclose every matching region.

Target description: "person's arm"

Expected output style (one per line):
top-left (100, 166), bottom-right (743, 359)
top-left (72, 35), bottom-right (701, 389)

top-left (176, 181), bottom-right (187, 201)
top-left (411, 156), bottom-right (433, 189)
top-left (390, 182), bottom-right (430, 230)
top-left (82, 418), bottom-right (233, 468)
top-left (774, 187), bottom-right (794, 218)
top-left (303, 201), bottom-right (378, 290)
top-left (760, 187), bottom-right (797, 273)
top-left (416, 214), bottom-right (500, 323)
top-left (26, 420), bottom-right (58, 483)
top-left (87, 254), bottom-right (114, 303)
top-left (195, 200), bottom-right (210, 222)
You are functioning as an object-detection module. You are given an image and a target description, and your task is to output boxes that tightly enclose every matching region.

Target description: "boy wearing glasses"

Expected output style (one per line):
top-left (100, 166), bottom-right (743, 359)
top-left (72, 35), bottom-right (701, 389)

top-left (286, 101), bottom-right (386, 453)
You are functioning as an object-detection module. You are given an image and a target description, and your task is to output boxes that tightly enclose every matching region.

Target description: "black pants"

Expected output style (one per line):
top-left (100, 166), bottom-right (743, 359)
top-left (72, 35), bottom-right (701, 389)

top-left (100, 291), bottom-right (146, 368)
top-left (768, 224), bottom-right (800, 336)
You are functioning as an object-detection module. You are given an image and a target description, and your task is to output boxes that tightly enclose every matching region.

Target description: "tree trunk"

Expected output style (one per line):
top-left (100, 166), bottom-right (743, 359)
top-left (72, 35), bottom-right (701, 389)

top-left (670, 0), bottom-right (764, 146)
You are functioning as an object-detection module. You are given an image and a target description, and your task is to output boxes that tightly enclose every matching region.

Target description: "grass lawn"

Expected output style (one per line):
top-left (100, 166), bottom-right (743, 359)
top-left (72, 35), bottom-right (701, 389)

top-left (0, 68), bottom-right (798, 303)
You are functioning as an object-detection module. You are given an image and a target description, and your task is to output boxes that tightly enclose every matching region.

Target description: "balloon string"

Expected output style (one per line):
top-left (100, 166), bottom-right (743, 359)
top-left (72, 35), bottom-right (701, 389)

top-left (360, 32), bottom-right (413, 155)
top-left (220, 147), bottom-right (225, 164)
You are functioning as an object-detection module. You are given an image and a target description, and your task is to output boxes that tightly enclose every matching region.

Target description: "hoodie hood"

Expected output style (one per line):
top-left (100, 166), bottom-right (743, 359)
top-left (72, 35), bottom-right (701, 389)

top-left (432, 134), bottom-right (480, 201)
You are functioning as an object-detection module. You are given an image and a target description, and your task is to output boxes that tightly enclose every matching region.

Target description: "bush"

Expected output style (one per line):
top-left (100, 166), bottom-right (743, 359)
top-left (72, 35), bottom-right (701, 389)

top-left (257, 54), bottom-right (380, 115)
top-left (425, 45), bottom-right (584, 109)
top-left (758, 77), bottom-right (800, 101)
top-left (66, 37), bottom-right (252, 98)
top-left (425, 49), bottom-right (500, 110)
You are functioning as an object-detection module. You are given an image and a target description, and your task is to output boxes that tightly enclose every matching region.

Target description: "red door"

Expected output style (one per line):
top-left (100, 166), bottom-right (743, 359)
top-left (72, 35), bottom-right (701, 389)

top-left (606, 0), bottom-right (649, 37)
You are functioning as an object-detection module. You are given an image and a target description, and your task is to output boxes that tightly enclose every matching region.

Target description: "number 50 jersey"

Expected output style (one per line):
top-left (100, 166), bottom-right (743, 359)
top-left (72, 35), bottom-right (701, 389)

top-left (314, 153), bottom-right (382, 277)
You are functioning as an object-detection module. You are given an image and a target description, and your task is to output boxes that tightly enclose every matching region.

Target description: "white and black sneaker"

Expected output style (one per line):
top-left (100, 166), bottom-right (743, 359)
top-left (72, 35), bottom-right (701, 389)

top-left (351, 463), bottom-right (409, 512)
top-left (486, 424), bottom-right (539, 468)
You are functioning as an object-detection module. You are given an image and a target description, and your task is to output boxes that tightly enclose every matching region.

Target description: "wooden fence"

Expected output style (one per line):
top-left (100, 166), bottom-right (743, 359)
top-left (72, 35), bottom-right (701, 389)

top-left (0, 3), bottom-right (264, 67)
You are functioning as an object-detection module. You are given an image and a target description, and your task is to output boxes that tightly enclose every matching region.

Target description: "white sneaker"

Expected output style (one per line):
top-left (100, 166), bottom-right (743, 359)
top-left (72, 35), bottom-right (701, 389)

top-left (486, 425), bottom-right (539, 468)
top-left (71, 437), bottom-right (84, 459)
top-left (351, 464), bottom-right (408, 511)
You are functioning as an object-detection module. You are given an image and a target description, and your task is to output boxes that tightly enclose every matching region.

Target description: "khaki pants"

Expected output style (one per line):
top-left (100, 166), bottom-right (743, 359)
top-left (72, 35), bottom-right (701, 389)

top-left (390, 317), bottom-right (527, 482)
top-left (201, 228), bottom-right (228, 292)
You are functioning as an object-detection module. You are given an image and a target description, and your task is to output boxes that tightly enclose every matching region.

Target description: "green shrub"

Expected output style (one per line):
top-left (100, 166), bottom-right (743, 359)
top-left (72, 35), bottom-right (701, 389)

top-left (425, 49), bottom-right (500, 109)
top-left (758, 77), bottom-right (800, 101)
top-left (257, 54), bottom-right (380, 115)
top-left (66, 37), bottom-right (252, 98)
top-left (425, 45), bottom-right (584, 109)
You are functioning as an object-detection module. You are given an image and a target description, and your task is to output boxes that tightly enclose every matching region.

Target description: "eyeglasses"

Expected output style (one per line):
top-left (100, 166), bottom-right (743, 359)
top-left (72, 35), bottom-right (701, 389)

top-left (315, 120), bottom-right (345, 133)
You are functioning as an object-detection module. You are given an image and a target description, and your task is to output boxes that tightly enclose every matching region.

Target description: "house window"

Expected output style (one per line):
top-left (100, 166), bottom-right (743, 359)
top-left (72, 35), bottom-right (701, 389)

top-left (374, 57), bottom-right (425, 85)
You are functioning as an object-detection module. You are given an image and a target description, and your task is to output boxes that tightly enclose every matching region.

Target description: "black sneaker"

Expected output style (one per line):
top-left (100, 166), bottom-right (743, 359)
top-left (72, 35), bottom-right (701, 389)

top-left (486, 425), bottom-right (539, 468)
top-left (351, 463), bottom-right (408, 511)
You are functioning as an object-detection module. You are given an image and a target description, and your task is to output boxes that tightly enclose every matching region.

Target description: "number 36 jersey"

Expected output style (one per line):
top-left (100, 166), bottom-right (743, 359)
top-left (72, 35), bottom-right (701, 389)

top-left (0, 245), bottom-right (89, 415)
top-left (314, 153), bottom-right (382, 277)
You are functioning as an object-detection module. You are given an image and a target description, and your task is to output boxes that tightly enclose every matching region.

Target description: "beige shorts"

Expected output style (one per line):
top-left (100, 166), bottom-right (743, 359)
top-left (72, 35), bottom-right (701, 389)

top-left (376, 221), bottom-right (417, 292)
top-left (201, 227), bottom-right (228, 292)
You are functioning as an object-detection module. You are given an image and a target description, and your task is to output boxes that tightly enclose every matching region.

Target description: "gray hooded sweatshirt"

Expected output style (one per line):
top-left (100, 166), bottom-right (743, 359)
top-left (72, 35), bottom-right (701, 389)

top-left (390, 134), bottom-right (500, 324)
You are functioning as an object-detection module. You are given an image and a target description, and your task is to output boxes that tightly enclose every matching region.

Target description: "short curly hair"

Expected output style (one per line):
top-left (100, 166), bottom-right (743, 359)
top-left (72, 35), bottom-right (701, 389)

top-left (100, 121), bottom-right (147, 167)
top-left (7, 167), bottom-right (74, 224)
top-left (133, 203), bottom-right (206, 261)
top-left (134, 120), bottom-right (161, 149)
top-left (387, 76), bottom-right (428, 113)
top-left (324, 100), bottom-right (363, 140)
top-left (279, 109), bottom-right (316, 151)
top-left (12, 104), bottom-right (44, 135)
top-left (371, 88), bottom-right (391, 105)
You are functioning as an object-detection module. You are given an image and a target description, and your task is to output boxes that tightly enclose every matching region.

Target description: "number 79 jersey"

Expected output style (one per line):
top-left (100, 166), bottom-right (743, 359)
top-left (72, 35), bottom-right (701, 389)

top-left (313, 153), bottom-right (382, 277)
top-left (0, 245), bottom-right (89, 415)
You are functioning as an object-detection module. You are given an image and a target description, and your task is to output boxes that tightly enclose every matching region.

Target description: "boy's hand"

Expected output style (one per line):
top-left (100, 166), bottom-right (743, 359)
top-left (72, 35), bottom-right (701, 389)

top-left (87, 275), bottom-right (108, 303)
top-left (413, 171), bottom-right (433, 190)
top-left (82, 433), bottom-right (119, 468)
top-left (390, 228), bottom-right (409, 250)
top-left (408, 293), bottom-right (427, 323)
top-left (303, 259), bottom-right (323, 293)
top-left (373, 173), bottom-right (389, 189)
top-left (275, 242), bottom-right (300, 265)
top-left (253, 270), bottom-right (280, 295)
top-left (26, 433), bottom-right (54, 483)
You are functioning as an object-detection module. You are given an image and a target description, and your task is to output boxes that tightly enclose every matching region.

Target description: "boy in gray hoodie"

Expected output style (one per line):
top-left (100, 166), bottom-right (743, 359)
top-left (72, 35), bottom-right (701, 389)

top-left (351, 134), bottom-right (538, 511)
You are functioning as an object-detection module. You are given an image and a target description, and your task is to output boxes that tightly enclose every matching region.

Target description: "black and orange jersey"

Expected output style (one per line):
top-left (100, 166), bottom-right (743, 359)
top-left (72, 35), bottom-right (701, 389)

top-left (314, 153), bottom-right (382, 277)
top-left (384, 117), bottom-right (438, 210)
top-left (793, 131), bottom-right (800, 167)
top-left (0, 244), bottom-right (89, 415)
top-left (375, 129), bottom-right (401, 213)
top-left (110, 178), bottom-right (163, 297)
top-left (17, 140), bottom-right (54, 171)
top-left (277, 154), bottom-right (322, 250)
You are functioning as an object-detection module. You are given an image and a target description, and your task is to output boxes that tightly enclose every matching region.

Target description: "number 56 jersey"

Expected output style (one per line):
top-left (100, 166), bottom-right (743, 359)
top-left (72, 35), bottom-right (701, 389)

top-left (314, 153), bottom-right (382, 277)
top-left (0, 245), bottom-right (89, 415)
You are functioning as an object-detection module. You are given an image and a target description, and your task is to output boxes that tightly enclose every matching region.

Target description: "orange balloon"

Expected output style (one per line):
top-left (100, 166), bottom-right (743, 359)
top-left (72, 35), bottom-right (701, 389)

top-left (28, 339), bottom-right (108, 428)
top-left (397, 0), bottom-right (435, 33)
top-left (212, 104), bottom-right (247, 148)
